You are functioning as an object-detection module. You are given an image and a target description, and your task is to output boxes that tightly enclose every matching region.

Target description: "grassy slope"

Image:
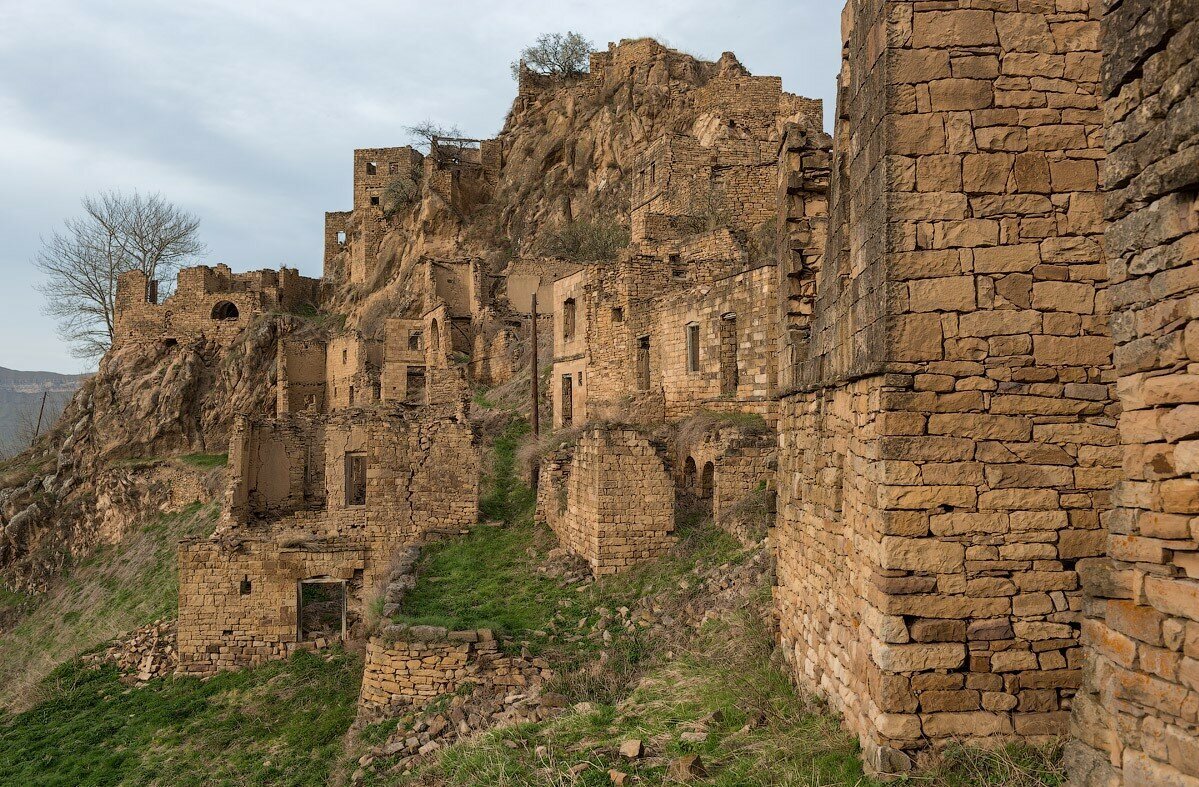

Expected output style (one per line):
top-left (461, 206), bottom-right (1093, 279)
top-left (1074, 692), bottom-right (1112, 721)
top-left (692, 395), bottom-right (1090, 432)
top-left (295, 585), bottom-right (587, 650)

top-left (0, 502), bottom-right (218, 710)
top-left (376, 416), bottom-right (1064, 787)
top-left (0, 650), bottom-right (361, 786)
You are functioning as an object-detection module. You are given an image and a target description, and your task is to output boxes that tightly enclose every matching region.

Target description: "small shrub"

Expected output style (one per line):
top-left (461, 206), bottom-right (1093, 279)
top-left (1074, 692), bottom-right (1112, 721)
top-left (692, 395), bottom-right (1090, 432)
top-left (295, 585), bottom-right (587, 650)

top-left (536, 218), bottom-right (629, 262)
top-left (510, 31), bottom-right (593, 80)
top-left (381, 169), bottom-right (421, 216)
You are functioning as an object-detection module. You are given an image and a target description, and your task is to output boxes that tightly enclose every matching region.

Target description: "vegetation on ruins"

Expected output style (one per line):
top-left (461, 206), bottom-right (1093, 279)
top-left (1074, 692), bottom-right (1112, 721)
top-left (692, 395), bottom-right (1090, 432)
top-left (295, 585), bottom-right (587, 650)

top-left (35, 190), bottom-right (206, 359)
top-left (381, 167), bottom-right (423, 217)
top-left (510, 31), bottom-right (593, 80)
top-left (535, 217), bottom-right (630, 262)
top-left (403, 120), bottom-right (464, 153)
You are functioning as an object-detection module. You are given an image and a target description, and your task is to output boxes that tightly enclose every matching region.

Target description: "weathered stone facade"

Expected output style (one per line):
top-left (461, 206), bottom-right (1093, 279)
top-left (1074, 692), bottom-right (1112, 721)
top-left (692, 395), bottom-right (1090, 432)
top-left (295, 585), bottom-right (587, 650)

top-left (773, 0), bottom-right (1113, 773)
top-left (1067, 3), bottom-right (1199, 785)
top-left (177, 406), bottom-right (478, 674)
top-left (359, 628), bottom-right (549, 718)
top-left (114, 264), bottom-right (319, 348)
top-left (536, 428), bottom-right (676, 575)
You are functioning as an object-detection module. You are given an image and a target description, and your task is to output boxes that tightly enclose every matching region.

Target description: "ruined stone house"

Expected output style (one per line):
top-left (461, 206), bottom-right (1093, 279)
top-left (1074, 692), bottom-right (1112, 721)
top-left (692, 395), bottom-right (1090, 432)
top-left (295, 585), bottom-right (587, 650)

top-left (114, 264), bottom-right (319, 348)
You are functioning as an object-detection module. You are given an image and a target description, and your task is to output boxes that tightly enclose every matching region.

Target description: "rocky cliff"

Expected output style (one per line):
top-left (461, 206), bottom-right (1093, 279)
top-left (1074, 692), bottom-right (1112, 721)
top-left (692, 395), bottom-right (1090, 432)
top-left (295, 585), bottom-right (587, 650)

top-left (0, 39), bottom-right (808, 595)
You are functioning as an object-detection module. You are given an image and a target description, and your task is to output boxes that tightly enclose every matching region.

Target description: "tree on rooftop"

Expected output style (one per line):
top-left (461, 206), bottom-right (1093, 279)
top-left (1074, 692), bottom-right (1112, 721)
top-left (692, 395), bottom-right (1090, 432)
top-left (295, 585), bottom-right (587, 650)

top-left (510, 32), bottom-right (593, 80)
top-left (404, 120), bottom-right (463, 153)
top-left (35, 191), bottom-right (206, 360)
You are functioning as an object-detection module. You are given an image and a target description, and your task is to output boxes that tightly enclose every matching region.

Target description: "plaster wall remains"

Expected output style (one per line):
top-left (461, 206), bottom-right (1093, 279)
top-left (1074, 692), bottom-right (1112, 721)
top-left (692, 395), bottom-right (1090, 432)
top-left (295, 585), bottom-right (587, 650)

top-left (774, 0), bottom-right (1114, 774)
top-left (114, 265), bottom-right (319, 348)
top-left (535, 428), bottom-right (675, 575)
top-left (1066, 4), bottom-right (1199, 785)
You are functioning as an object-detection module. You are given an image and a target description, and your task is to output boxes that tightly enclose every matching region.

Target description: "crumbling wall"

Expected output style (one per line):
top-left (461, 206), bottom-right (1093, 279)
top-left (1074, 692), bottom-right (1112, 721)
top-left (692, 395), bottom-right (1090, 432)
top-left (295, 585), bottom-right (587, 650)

top-left (1067, 3), bottom-right (1199, 785)
top-left (188, 408), bottom-right (478, 673)
top-left (176, 540), bottom-right (365, 675)
top-left (277, 336), bottom-right (327, 415)
top-left (327, 332), bottom-right (382, 410)
top-left (381, 317), bottom-right (426, 404)
top-left (359, 628), bottom-right (549, 718)
top-left (775, 0), bottom-right (1112, 774)
top-left (113, 265), bottom-right (319, 348)
top-left (324, 211), bottom-right (351, 281)
top-left (537, 427), bottom-right (675, 575)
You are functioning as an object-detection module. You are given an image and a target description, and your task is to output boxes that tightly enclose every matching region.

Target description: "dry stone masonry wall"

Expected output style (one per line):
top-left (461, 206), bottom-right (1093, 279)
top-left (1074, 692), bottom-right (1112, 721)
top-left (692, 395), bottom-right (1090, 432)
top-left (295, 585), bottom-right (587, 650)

top-left (1066, 3), bottom-right (1199, 785)
top-left (359, 628), bottom-right (550, 718)
top-left (774, 0), bottom-right (1114, 774)
top-left (536, 428), bottom-right (676, 576)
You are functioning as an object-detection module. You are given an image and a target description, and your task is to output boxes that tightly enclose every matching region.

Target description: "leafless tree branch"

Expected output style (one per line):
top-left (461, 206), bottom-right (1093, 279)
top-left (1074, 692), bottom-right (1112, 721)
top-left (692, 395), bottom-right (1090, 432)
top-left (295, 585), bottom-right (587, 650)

top-left (34, 190), bottom-right (205, 359)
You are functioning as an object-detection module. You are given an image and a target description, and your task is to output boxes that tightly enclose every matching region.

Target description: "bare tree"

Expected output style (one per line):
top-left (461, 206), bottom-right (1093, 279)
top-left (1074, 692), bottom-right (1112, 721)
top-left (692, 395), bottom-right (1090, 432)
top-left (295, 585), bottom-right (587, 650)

top-left (35, 191), bottom-right (206, 359)
top-left (404, 120), bottom-right (464, 153)
top-left (510, 32), bottom-right (593, 80)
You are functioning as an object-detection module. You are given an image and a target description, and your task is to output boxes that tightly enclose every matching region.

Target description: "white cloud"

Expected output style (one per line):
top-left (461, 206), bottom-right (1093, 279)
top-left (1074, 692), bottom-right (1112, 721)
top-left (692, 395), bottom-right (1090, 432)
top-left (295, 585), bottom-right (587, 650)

top-left (0, 0), bottom-right (841, 373)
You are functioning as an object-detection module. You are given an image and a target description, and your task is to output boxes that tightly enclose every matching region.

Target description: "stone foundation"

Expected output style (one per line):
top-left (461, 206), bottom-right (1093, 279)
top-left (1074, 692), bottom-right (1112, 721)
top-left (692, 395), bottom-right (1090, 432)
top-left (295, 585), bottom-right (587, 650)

top-left (359, 628), bottom-right (550, 719)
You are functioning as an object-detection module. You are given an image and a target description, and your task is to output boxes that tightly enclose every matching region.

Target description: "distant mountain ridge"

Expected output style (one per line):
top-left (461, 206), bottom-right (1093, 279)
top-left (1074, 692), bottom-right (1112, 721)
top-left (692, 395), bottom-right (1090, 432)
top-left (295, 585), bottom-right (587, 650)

top-left (0, 366), bottom-right (89, 457)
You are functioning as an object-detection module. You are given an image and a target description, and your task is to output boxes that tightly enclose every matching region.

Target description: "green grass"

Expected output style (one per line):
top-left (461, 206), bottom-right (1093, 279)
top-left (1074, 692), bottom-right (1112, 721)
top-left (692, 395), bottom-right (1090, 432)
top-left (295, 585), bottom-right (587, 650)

top-left (0, 502), bottom-right (218, 710)
top-left (0, 649), bottom-right (362, 786)
top-left (392, 610), bottom-right (872, 787)
top-left (479, 418), bottom-right (536, 525)
top-left (178, 452), bottom-right (227, 469)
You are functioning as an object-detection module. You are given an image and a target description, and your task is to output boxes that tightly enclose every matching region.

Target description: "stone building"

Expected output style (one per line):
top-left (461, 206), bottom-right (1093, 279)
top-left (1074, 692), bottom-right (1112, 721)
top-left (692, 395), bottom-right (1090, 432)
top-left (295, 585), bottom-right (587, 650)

top-left (772, 0), bottom-right (1113, 774)
top-left (1066, 3), bottom-right (1199, 785)
top-left (176, 405), bottom-right (478, 674)
top-left (536, 427), bottom-right (677, 576)
top-left (113, 264), bottom-right (319, 348)
top-left (540, 52), bottom-right (825, 570)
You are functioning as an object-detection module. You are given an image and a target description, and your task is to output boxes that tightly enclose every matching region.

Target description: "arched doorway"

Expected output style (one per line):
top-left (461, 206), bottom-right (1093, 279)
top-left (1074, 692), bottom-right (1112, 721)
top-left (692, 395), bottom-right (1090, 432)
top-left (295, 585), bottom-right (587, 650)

top-left (683, 457), bottom-right (697, 493)
top-left (211, 301), bottom-right (240, 321)
top-left (700, 462), bottom-right (714, 500)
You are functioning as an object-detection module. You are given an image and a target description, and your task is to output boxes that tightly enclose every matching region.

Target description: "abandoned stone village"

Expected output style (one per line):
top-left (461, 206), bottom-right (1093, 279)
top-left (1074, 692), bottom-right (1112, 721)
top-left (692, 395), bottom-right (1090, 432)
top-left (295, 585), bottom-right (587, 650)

top-left (46, 1), bottom-right (1199, 783)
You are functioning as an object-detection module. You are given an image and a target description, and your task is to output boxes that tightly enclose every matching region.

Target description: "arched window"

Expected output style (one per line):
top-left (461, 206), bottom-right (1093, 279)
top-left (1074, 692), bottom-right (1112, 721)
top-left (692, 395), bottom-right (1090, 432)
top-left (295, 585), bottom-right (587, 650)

top-left (683, 457), bottom-right (697, 492)
top-left (700, 462), bottom-right (714, 500)
top-left (211, 301), bottom-right (240, 321)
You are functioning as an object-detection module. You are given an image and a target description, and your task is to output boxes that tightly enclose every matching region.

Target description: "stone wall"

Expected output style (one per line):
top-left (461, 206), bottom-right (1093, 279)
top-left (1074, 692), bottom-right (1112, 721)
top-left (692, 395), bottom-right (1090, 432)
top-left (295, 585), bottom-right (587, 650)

top-left (113, 264), bottom-right (319, 348)
top-left (1067, 3), bottom-right (1199, 785)
top-left (536, 427), bottom-right (676, 575)
top-left (182, 407), bottom-right (478, 673)
top-left (774, 0), bottom-right (1113, 774)
top-left (324, 211), bottom-right (351, 281)
top-left (177, 539), bottom-right (365, 674)
top-left (277, 336), bottom-right (327, 415)
top-left (359, 628), bottom-right (549, 718)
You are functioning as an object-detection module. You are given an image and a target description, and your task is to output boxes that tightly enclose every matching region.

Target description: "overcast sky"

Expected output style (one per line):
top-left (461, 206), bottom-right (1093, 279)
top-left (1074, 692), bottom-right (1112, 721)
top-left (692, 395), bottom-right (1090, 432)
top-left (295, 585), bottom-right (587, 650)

top-left (0, 0), bottom-right (842, 374)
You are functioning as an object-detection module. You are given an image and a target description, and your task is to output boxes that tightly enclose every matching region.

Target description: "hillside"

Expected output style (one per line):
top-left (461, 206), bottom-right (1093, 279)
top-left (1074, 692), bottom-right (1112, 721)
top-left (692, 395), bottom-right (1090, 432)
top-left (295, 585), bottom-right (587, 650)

top-left (0, 366), bottom-right (88, 458)
top-left (0, 25), bottom-right (1113, 786)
